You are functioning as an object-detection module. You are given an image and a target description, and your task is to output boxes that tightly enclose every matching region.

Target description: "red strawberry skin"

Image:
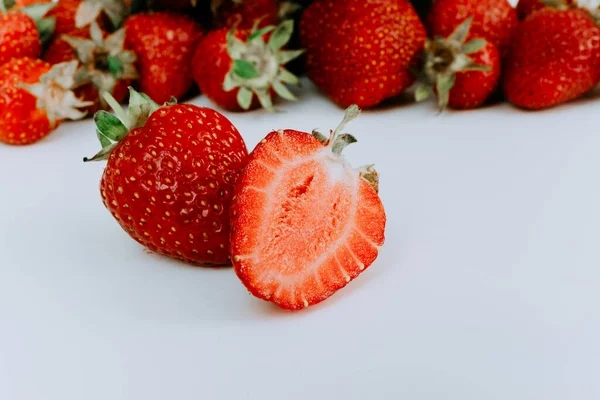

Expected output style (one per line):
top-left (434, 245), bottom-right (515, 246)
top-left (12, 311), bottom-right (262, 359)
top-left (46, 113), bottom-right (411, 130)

top-left (503, 8), bottom-right (600, 110)
top-left (0, 57), bottom-right (54, 145)
top-left (46, 0), bottom-right (83, 36)
top-left (300, 0), bottom-right (426, 109)
top-left (449, 41), bottom-right (501, 109)
top-left (100, 104), bottom-right (248, 265)
top-left (515, 0), bottom-right (577, 20)
top-left (191, 28), bottom-right (261, 112)
top-left (427, 0), bottom-right (519, 56)
top-left (124, 12), bottom-right (204, 104)
top-left (44, 28), bottom-right (89, 65)
top-left (0, 13), bottom-right (41, 66)
top-left (230, 130), bottom-right (386, 310)
top-left (213, 0), bottom-right (279, 29)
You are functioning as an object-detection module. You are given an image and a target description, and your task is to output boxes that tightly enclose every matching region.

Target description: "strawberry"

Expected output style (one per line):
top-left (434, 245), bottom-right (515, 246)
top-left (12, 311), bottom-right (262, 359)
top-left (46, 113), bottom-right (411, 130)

top-left (503, 8), bottom-right (600, 109)
top-left (192, 20), bottom-right (303, 112)
top-left (0, 3), bottom-right (56, 66)
top-left (124, 12), bottom-right (203, 104)
top-left (516, 0), bottom-right (598, 20)
top-left (45, 22), bottom-right (138, 114)
top-left (84, 89), bottom-right (249, 265)
top-left (426, 0), bottom-right (519, 57)
top-left (0, 58), bottom-right (92, 145)
top-left (415, 17), bottom-right (501, 110)
top-left (300, 0), bottom-right (426, 109)
top-left (230, 105), bottom-right (386, 310)
top-left (46, 0), bottom-right (125, 36)
top-left (211, 0), bottom-right (279, 29)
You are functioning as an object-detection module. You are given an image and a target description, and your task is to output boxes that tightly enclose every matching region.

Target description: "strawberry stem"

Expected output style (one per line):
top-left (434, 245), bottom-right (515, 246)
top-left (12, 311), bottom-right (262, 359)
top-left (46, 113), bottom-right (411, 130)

top-left (330, 104), bottom-right (360, 156)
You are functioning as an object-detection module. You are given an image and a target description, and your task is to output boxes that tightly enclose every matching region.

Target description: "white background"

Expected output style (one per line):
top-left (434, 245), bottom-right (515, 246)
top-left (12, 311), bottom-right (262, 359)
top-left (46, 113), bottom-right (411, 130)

top-left (1, 76), bottom-right (600, 398)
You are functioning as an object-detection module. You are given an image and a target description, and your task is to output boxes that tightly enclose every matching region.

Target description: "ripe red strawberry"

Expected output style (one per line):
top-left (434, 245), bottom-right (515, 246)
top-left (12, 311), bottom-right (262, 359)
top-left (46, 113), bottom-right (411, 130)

top-left (192, 20), bottom-right (303, 111)
top-left (516, 0), bottom-right (596, 20)
top-left (300, 0), bottom-right (426, 109)
top-left (416, 17), bottom-right (501, 110)
top-left (45, 0), bottom-right (124, 36)
top-left (124, 12), bottom-right (203, 104)
top-left (45, 22), bottom-right (138, 114)
top-left (0, 3), bottom-right (57, 66)
top-left (84, 89), bottom-right (249, 265)
top-left (504, 8), bottom-right (600, 109)
top-left (230, 105), bottom-right (386, 310)
top-left (211, 0), bottom-right (279, 29)
top-left (426, 0), bottom-right (519, 57)
top-left (0, 58), bottom-right (92, 145)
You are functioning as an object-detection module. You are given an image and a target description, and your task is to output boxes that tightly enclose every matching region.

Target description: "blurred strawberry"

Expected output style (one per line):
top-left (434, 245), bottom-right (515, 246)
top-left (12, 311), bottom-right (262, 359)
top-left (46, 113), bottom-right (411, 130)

top-left (0, 58), bottom-right (92, 145)
top-left (45, 22), bottom-right (138, 114)
top-left (426, 0), bottom-right (519, 57)
top-left (300, 0), bottom-right (426, 108)
top-left (124, 11), bottom-right (203, 104)
top-left (415, 17), bottom-right (501, 109)
top-left (212, 0), bottom-right (279, 29)
top-left (192, 20), bottom-right (303, 111)
top-left (504, 7), bottom-right (600, 109)
top-left (0, 3), bottom-right (56, 66)
top-left (46, 0), bottom-right (126, 36)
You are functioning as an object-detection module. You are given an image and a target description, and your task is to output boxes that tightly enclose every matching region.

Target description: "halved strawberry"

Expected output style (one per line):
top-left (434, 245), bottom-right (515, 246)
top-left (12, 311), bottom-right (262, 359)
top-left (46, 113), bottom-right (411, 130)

top-left (230, 105), bottom-right (386, 310)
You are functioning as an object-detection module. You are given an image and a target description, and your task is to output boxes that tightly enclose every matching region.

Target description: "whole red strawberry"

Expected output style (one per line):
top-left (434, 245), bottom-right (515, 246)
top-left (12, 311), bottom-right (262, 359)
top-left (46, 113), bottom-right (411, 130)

top-left (212, 0), bottom-right (279, 29)
top-left (124, 12), bottom-right (203, 104)
top-left (84, 89), bottom-right (249, 265)
top-left (416, 17), bottom-right (501, 110)
top-left (45, 22), bottom-right (138, 114)
top-left (0, 3), bottom-right (56, 66)
top-left (230, 105), bottom-right (386, 310)
top-left (504, 8), bottom-right (600, 109)
top-left (300, 0), bottom-right (426, 109)
top-left (516, 0), bottom-right (578, 20)
top-left (45, 0), bottom-right (124, 36)
top-left (192, 20), bottom-right (303, 111)
top-left (426, 0), bottom-right (518, 57)
top-left (0, 58), bottom-right (92, 145)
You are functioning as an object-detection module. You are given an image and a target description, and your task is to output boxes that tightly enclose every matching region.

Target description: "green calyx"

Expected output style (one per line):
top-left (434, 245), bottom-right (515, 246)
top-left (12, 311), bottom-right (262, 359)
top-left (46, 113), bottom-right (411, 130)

top-left (19, 3), bottom-right (56, 45)
top-left (224, 19), bottom-right (304, 111)
top-left (63, 22), bottom-right (138, 97)
top-left (76, 0), bottom-right (128, 29)
top-left (312, 105), bottom-right (380, 192)
top-left (415, 16), bottom-right (491, 110)
top-left (83, 87), bottom-right (175, 162)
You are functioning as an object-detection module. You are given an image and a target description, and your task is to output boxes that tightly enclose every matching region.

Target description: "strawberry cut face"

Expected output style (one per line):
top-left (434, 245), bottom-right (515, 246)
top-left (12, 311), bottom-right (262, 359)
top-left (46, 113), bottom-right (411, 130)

top-left (231, 109), bottom-right (386, 310)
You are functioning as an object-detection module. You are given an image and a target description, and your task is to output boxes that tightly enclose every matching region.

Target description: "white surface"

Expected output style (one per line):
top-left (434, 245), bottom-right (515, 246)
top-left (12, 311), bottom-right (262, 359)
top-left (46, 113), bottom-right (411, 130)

top-left (1, 82), bottom-right (600, 400)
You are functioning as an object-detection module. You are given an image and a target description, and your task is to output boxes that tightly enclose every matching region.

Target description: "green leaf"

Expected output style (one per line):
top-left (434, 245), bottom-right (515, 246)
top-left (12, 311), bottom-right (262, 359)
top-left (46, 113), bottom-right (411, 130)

top-left (83, 142), bottom-right (117, 162)
top-left (278, 68), bottom-right (300, 86)
top-left (435, 73), bottom-right (456, 110)
top-left (312, 129), bottom-right (328, 144)
top-left (94, 110), bottom-right (128, 141)
top-left (462, 39), bottom-right (487, 54)
top-left (128, 87), bottom-right (160, 129)
top-left (233, 59), bottom-right (259, 80)
top-left (249, 25), bottom-right (275, 41)
top-left (20, 3), bottom-right (55, 22)
top-left (268, 19), bottom-right (294, 51)
top-left (448, 16), bottom-right (473, 44)
top-left (36, 17), bottom-right (55, 46)
top-left (415, 85), bottom-right (432, 102)
top-left (276, 49), bottom-right (304, 65)
top-left (255, 89), bottom-right (274, 112)
top-left (96, 128), bottom-right (112, 148)
top-left (236, 87), bottom-right (253, 110)
top-left (107, 55), bottom-right (124, 77)
top-left (272, 80), bottom-right (297, 101)
top-left (223, 73), bottom-right (238, 92)
top-left (332, 133), bottom-right (357, 156)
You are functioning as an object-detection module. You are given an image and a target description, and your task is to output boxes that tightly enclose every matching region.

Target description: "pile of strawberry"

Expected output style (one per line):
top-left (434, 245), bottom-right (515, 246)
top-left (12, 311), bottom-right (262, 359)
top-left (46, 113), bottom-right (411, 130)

top-left (1, 0), bottom-right (599, 145)
top-left (1, 0), bottom-right (599, 310)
